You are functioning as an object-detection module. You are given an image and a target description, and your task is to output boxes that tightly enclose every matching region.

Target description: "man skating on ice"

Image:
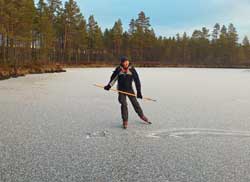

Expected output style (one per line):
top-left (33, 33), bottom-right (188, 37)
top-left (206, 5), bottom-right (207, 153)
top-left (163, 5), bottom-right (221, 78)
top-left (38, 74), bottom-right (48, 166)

top-left (104, 56), bottom-right (151, 129)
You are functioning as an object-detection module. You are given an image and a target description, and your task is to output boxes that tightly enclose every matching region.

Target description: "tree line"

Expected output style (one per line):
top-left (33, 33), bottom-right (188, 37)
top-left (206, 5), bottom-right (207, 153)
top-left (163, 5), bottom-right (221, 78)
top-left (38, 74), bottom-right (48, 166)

top-left (0, 0), bottom-right (250, 67)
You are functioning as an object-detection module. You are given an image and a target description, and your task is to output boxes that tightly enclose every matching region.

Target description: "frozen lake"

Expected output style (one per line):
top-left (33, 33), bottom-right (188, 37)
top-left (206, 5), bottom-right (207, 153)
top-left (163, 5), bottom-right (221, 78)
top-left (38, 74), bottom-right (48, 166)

top-left (1, 68), bottom-right (250, 182)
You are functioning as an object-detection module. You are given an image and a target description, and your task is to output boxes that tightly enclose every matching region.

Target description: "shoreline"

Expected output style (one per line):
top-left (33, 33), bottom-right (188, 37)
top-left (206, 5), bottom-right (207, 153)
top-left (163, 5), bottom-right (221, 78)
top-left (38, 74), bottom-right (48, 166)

top-left (1, 63), bottom-right (250, 81)
top-left (64, 63), bottom-right (250, 69)
top-left (0, 64), bottom-right (66, 81)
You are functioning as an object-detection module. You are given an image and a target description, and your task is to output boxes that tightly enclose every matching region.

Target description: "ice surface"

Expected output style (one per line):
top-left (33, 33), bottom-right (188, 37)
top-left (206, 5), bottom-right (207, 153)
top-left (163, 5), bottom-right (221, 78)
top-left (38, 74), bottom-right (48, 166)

top-left (1, 68), bottom-right (250, 182)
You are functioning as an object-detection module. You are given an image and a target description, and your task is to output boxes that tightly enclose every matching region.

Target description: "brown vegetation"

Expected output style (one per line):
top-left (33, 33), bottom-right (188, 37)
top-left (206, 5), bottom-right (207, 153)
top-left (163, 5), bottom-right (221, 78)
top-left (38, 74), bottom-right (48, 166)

top-left (0, 64), bottom-right (65, 80)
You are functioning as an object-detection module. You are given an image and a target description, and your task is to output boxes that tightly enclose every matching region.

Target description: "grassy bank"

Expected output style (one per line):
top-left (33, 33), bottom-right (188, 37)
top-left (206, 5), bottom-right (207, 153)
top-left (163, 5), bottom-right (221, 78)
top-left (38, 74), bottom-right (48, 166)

top-left (64, 62), bottom-right (250, 69)
top-left (0, 64), bottom-right (66, 81)
top-left (1, 62), bottom-right (249, 81)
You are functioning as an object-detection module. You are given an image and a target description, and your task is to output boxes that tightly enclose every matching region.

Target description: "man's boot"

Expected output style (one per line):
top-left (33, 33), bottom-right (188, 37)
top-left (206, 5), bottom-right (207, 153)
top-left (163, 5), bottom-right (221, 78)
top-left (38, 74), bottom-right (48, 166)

top-left (140, 115), bottom-right (152, 124)
top-left (123, 120), bottom-right (128, 129)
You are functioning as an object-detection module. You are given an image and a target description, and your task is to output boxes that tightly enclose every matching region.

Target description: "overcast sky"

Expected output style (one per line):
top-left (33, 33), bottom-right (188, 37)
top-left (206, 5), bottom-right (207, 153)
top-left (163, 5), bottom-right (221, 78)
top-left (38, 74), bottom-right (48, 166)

top-left (43, 0), bottom-right (250, 41)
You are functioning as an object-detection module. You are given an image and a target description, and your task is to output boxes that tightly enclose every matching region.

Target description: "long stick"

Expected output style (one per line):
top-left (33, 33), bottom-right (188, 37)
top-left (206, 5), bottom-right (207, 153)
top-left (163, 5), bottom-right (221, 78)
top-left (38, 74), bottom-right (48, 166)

top-left (94, 84), bottom-right (157, 102)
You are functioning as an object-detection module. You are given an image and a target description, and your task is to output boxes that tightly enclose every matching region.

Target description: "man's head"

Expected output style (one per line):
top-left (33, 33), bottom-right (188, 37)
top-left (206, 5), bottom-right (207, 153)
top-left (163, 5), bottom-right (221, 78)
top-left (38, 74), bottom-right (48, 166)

top-left (120, 56), bottom-right (130, 68)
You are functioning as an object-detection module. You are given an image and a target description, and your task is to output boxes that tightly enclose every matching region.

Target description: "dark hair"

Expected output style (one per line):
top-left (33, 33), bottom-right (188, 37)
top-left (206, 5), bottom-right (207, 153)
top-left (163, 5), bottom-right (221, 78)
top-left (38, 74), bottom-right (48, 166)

top-left (120, 56), bottom-right (128, 63)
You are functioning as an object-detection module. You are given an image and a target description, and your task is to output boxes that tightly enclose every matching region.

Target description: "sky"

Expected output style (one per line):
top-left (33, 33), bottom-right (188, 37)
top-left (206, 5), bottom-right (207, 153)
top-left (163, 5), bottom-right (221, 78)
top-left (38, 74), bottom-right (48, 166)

top-left (46, 0), bottom-right (250, 41)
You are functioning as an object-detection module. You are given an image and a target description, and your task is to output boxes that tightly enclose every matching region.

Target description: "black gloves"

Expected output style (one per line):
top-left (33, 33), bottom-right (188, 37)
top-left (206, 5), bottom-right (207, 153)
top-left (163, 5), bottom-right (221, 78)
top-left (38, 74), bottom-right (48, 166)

top-left (137, 91), bottom-right (142, 99)
top-left (104, 84), bottom-right (111, 91)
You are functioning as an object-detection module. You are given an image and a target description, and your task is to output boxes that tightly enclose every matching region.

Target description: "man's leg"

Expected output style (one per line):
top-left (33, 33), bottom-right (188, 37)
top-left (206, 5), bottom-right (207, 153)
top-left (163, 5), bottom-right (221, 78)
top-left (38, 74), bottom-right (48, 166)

top-left (128, 95), bottom-right (144, 117)
top-left (118, 93), bottom-right (128, 122)
top-left (128, 95), bottom-right (151, 124)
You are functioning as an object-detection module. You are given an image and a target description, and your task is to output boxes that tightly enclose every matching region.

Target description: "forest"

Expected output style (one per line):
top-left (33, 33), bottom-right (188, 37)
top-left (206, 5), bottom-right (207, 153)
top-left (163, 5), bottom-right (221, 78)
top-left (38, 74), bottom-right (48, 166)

top-left (1, 0), bottom-right (250, 68)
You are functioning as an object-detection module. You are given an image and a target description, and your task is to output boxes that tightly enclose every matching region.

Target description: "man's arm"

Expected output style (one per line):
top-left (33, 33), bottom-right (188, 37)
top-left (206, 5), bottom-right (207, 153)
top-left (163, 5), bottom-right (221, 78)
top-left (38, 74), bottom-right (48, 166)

top-left (104, 66), bottom-right (121, 90)
top-left (131, 67), bottom-right (142, 98)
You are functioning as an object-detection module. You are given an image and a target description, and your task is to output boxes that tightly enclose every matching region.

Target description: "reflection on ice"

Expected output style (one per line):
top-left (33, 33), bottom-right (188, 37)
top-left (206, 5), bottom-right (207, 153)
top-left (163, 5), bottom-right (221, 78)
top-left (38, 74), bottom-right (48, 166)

top-left (147, 128), bottom-right (250, 139)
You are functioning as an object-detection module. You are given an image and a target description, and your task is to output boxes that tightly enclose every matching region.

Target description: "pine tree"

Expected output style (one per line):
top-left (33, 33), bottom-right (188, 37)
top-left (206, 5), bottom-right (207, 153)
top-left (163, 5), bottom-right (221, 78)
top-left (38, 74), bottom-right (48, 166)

top-left (46, 0), bottom-right (62, 62)
top-left (192, 30), bottom-right (203, 39)
top-left (217, 25), bottom-right (230, 64)
top-left (121, 31), bottom-right (130, 57)
top-left (228, 23), bottom-right (238, 46)
top-left (128, 18), bottom-right (138, 60)
top-left (144, 28), bottom-right (156, 61)
top-left (87, 15), bottom-right (103, 61)
top-left (48, 0), bottom-right (62, 17)
top-left (242, 36), bottom-right (250, 64)
top-left (111, 19), bottom-right (123, 55)
top-left (132, 11), bottom-right (152, 61)
top-left (88, 15), bottom-right (103, 49)
top-left (1, 1), bottom-right (19, 64)
top-left (227, 23), bottom-right (238, 63)
top-left (35, 0), bottom-right (54, 63)
top-left (220, 25), bottom-right (227, 38)
top-left (103, 28), bottom-right (112, 51)
top-left (181, 32), bottom-right (190, 64)
top-left (136, 11), bottom-right (150, 32)
top-left (0, 0), bottom-right (5, 64)
top-left (242, 36), bottom-right (250, 46)
top-left (190, 27), bottom-right (210, 65)
top-left (76, 17), bottom-right (88, 50)
top-left (128, 19), bottom-right (136, 35)
top-left (212, 23), bottom-right (220, 43)
top-left (73, 15), bottom-right (88, 64)
top-left (201, 27), bottom-right (210, 40)
top-left (5, 0), bottom-right (36, 66)
top-left (63, 0), bottom-right (83, 63)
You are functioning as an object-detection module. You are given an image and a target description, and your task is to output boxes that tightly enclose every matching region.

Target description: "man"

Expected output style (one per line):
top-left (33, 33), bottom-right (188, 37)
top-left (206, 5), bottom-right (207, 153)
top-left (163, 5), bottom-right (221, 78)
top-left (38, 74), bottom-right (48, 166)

top-left (104, 56), bottom-right (151, 129)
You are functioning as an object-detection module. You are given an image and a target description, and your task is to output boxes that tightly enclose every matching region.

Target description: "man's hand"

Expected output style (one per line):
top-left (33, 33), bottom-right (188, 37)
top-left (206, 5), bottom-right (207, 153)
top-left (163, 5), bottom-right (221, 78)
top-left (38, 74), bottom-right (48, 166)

top-left (137, 91), bottom-right (143, 99)
top-left (104, 84), bottom-right (111, 91)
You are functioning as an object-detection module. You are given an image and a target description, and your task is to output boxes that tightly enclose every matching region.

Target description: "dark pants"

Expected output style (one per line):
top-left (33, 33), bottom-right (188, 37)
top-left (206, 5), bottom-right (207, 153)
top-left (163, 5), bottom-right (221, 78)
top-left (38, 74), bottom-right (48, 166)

top-left (118, 92), bottom-right (144, 121)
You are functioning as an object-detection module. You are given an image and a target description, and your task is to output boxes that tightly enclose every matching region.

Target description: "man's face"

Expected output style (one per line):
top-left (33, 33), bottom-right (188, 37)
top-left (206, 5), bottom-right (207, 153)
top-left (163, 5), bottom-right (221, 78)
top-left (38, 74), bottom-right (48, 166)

top-left (122, 60), bottom-right (129, 68)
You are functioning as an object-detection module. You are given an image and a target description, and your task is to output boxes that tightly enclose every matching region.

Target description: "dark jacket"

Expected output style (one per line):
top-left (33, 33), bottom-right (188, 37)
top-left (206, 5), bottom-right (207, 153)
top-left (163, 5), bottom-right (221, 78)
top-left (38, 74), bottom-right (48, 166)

top-left (108, 64), bottom-right (141, 93)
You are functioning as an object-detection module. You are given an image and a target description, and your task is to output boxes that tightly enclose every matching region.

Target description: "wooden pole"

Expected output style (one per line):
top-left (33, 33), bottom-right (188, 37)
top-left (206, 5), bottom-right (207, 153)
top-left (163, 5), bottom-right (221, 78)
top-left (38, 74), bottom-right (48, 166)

top-left (94, 84), bottom-right (157, 102)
